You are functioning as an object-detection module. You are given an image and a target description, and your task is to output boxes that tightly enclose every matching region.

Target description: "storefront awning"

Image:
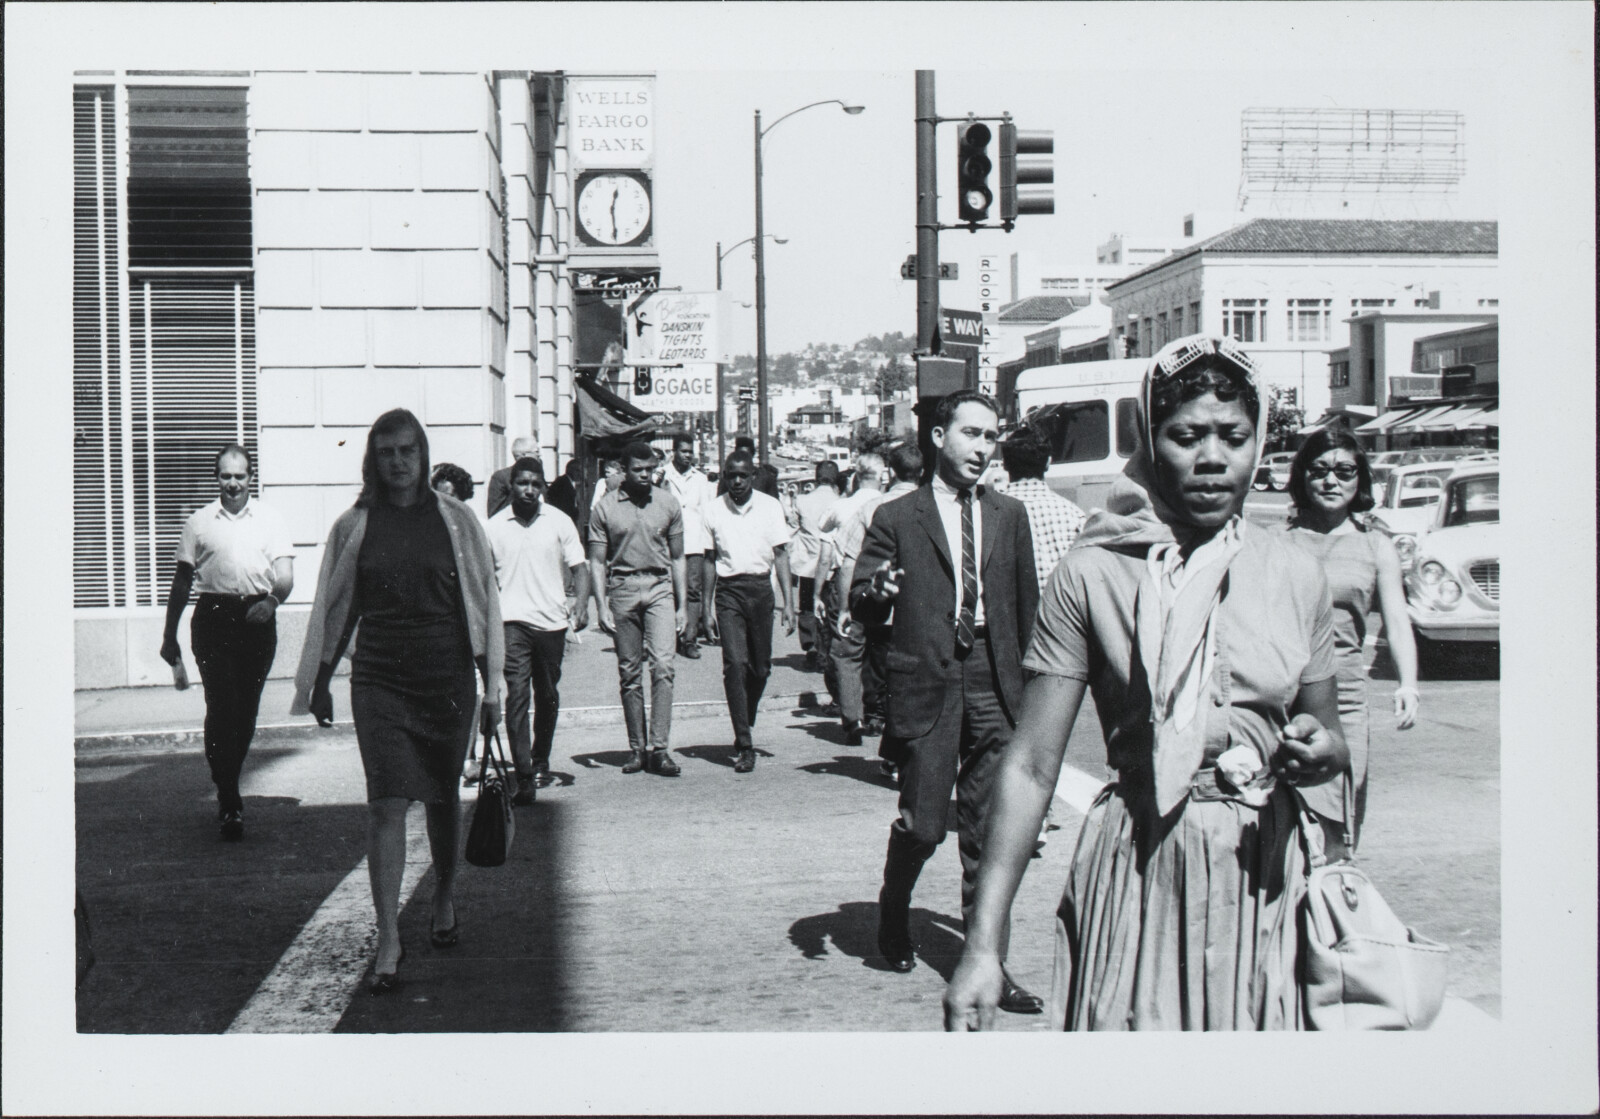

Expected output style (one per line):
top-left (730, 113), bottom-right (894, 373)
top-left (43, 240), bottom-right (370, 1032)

top-left (1354, 405), bottom-right (1429, 434)
top-left (1395, 404), bottom-right (1467, 432)
top-left (1298, 405), bottom-right (1379, 435)
top-left (1474, 408), bottom-right (1499, 428)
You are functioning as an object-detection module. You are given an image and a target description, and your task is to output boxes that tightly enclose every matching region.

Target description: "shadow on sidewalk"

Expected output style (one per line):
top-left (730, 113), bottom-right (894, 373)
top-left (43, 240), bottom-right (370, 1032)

top-left (795, 754), bottom-right (898, 791)
top-left (570, 749), bottom-right (640, 770)
top-left (787, 902), bottom-right (967, 980)
top-left (677, 744), bottom-right (774, 769)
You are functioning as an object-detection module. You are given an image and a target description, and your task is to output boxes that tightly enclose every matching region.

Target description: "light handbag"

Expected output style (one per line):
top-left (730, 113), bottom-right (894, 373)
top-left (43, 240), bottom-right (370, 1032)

top-left (464, 729), bottom-right (516, 868)
top-left (1295, 788), bottom-right (1448, 1029)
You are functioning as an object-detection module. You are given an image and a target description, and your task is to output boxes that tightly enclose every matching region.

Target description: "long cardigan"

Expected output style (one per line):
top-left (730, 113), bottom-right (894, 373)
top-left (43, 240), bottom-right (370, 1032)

top-left (290, 493), bottom-right (504, 716)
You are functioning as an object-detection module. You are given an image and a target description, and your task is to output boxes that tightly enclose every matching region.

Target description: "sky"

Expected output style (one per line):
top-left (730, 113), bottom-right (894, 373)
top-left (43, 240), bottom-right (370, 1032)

top-left (652, 66), bottom-right (1502, 355)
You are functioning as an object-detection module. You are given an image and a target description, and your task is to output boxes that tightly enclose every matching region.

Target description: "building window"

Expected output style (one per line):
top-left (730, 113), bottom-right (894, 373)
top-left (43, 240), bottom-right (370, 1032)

top-left (1190, 301), bottom-right (1201, 332)
top-left (1171, 307), bottom-right (1185, 337)
top-left (1330, 360), bottom-right (1350, 388)
top-left (1478, 298), bottom-right (1499, 307)
top-left (1156, 312), bottom-right (1169, 347)
top-left (1351, 297), bottom-right (1395, 311)
top-left (1221, 298), bottom-right (1264, 343)
top-left (1286, 298), bottom-right (1331, 342)
top-left (1141, 317), bottom-right (1153, 355)
top-left (73, 83), bottom-right (256, 609)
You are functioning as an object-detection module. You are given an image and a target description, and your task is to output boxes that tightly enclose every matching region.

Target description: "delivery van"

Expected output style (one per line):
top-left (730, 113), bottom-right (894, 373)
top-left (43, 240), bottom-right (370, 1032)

top-left (1011, 358), bottom-right (1145, 511)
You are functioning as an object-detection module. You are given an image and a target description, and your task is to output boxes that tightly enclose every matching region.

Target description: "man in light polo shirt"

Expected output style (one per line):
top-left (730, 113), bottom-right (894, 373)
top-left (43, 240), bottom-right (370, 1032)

top-left (159, 444), bottom-right (295, 842)
top-left (703, 450), bottom-right (797, 774)
top-left (588, 441), bottom-right (687, 777)
top-left (488, 457), bottom-right (591, 804)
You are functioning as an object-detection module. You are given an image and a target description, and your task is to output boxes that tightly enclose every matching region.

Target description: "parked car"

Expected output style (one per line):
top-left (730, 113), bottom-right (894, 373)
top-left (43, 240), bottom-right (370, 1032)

top-left (1402, 464), bottom-right (1499, 668)
top-left (1367, 461), bottom-right (1468, 570)
top-left (1252, 452), bottom-right (1296, 491)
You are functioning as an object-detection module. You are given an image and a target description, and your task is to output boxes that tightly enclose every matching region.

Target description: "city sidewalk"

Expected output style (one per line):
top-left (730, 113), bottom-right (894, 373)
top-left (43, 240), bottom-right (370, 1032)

top-left (76, 626), bottom-right (831, 744)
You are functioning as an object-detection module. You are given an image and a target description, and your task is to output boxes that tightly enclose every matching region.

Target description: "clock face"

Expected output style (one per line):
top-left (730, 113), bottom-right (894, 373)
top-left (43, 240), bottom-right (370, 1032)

top-left (576, 171), bottom-right (652, 247)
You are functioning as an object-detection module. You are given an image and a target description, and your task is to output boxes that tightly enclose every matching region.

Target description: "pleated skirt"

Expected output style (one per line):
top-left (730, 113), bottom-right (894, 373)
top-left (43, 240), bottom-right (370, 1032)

top-left (1049, 779), bottom-right (1307, 1031)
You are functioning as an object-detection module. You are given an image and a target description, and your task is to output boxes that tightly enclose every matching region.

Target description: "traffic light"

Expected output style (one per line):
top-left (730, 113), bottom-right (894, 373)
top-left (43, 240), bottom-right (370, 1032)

top-left (956, 121), bottom-right (994, 223)
top-left (999, 121), bottom-right (1054, 224)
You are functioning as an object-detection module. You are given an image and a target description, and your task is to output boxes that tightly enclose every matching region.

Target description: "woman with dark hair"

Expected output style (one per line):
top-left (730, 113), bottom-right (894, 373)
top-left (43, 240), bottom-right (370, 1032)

top-left (292, 408), bottom-right (503, 994)
top-left (944, 335), bottom-right (1346, 1031)
top-left (430, 462), bottom-right (475, 504)
top-left (1284, 428), bottom-right (1418, 845)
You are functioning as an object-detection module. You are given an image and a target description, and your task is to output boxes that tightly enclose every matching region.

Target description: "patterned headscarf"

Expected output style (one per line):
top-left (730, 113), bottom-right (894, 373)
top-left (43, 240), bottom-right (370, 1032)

top-left (1074, 334), bottom-right (1269, 814)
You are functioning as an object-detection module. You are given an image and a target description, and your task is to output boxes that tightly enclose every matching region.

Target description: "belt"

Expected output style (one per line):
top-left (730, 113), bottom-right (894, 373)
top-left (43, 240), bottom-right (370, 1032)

top-left (611, 568), bottom-right (668, 578)
top-left (198, 591), bottom-right (271, 604)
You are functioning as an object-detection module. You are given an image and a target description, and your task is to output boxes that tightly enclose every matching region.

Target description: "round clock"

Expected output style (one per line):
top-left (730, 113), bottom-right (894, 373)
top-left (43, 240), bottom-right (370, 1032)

top-left (576, 171), bottom-right (652, 247)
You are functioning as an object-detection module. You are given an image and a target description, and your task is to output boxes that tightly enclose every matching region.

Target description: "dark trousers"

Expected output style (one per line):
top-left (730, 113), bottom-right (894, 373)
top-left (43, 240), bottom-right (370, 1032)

top-left (797, 576), bottom-right (817, 652)
top-left (882, 634), bottom-right (1013, 931)
top-left (190, 595), bottom-right (277, 814)
top-left (503, 622), bottom-right (566, 779)
top-left (681, 549), bottom-right (705, 643)
top-left (714, 574), bottom-right (775, 749)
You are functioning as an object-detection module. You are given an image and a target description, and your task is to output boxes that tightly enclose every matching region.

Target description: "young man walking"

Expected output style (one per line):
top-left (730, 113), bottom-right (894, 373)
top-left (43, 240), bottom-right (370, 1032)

top-left (588, 441), bottom-right (687, 776)
top-left (850, 391), bottom-right (1044, 1014)
top-left (487, 436), bottom-right (540, 519)
top-left (159, 445), bottom-right (295, 841)
top-left (487, 457), bottom-right (591, 803)
top-left (661, 435), bottom-right (711, 659)
top-left (703, 451), bottom-right (796, 773)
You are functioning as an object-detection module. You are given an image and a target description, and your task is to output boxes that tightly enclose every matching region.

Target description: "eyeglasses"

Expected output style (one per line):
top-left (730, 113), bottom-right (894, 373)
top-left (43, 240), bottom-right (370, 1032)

top-left (1306, 463), bottom-right (1360, 481)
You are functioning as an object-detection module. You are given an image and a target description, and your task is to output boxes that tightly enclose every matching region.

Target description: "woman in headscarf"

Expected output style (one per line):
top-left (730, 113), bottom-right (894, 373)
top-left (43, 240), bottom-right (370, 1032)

top-left (1283, 430), bottom-right (1418, 849)
top-left (944, 335), bottom-right (1347, 1031)
top-left (292, 408), bottom-right (503, 995)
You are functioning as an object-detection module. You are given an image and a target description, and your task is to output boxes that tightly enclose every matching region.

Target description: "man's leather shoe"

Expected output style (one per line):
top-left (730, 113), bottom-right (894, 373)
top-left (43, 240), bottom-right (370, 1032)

top-left (862, 718), bottom-right (885, 737)
top-left (219, 809), bottom-right (244, 842)
top-left (999, 970), bottom-right (1044, 1014)
top-left (732, 749), bottom-right (755, 773)
top-left (532, 762), bottom-right (554, 788)
top-left (512, 779), bottom-right (536, 807)
top-left (678, 638), bottom-right (701, 659)
top-left (649, 749), bottom-right (681, 776)
top-left (843, 720), bottom-right (864, 746)
top-left (877, 926), bottom-right (916, 973)
top-left (621, 751), bottom-right (647, 774)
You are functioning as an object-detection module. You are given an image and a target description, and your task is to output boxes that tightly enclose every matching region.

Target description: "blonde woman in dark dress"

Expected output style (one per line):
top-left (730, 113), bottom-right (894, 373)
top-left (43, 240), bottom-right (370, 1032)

top-left (1283, 429), bottom-right (1418, 847)
top-left (945, 335), bottom-right (1347, 1031)
top-left (292, 409), bottom-right (504, 994)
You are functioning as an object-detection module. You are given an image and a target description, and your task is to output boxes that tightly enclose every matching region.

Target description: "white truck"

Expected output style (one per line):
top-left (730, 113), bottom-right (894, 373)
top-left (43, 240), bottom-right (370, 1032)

top-left (1011, 358), bottom-right (1146, 511)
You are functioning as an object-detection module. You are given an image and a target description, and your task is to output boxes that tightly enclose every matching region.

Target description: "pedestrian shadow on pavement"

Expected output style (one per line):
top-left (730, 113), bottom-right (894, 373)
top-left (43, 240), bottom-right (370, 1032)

top-left (787, 901), bottom-right (967, 980)
top-left (676, 744), bottom-right (775, 769)
top-left (570, 748), bottom-right (640, 770)
top-left (795, 754), bottom-right (897, 791)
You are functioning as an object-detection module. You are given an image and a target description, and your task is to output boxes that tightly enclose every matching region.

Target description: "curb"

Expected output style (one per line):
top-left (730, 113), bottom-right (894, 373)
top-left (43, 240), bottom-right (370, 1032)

top-left (74, 690), bottom-right (833, 755)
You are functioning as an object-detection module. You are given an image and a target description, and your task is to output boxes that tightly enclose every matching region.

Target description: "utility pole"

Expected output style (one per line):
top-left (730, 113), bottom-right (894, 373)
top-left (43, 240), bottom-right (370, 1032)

top-left (715, 240), bottom-right (725, 468)
top-left (753, 110), bottom-right (769, 464)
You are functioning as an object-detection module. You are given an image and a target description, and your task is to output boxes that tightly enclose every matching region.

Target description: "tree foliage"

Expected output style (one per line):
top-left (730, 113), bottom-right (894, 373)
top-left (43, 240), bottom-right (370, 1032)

top-left (1265, 385), bottom-right (1305, 452)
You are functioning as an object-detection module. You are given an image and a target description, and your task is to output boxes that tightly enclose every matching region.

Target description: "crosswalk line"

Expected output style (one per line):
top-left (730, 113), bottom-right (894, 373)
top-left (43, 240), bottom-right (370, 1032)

top-left (226, 803), bottom-right (431, 1033)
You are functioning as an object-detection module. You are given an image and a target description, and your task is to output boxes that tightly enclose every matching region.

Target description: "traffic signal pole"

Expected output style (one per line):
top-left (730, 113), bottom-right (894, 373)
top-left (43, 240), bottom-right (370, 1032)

top-left (915, 71), bottom-right (939, 360)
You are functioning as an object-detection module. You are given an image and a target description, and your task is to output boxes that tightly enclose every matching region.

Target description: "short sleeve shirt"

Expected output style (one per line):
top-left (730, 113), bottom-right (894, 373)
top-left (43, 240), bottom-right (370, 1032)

top-left (588, 486), bottom-right (683, 575)
top-left (1006, 477), bottom-right (1088, 594)
top-left (703, 490), bottom-right (793, 578)
top-left (487, 505), bottom-right (585, 630)
top-left (175, 498), bottom-right (294, 596)
top-left (1023, 526), bottom-right (1337, 772)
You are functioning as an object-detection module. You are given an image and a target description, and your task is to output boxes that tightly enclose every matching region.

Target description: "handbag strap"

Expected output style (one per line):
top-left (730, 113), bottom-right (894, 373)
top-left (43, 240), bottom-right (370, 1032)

top-left (479, 727), bottom-right (509, 780)
top-left (1296, 768), bottom-right (1356, 874)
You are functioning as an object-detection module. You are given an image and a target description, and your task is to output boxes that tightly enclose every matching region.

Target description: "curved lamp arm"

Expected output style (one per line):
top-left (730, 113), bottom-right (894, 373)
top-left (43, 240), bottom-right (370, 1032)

top-left (760, 99), bottom-right (865, 141)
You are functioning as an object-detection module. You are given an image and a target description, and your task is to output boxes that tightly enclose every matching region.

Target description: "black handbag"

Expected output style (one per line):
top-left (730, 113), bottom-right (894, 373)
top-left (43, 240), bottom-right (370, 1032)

top-left (464, 729), bottom-right (516, 867)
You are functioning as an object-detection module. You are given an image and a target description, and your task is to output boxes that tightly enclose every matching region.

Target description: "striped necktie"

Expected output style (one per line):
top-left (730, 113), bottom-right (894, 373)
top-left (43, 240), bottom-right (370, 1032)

top-left (956, 488), bottom-right (977, 653)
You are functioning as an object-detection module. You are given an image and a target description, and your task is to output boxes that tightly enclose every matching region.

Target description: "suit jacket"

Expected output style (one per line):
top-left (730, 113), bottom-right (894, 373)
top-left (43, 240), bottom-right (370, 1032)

top-left (486, 466), bottom-right (514, 520)
top-left (849, 483), bottom-right (1038, 739)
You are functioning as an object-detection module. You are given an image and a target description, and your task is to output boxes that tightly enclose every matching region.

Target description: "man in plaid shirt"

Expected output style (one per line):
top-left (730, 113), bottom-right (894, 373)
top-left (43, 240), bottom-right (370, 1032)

top-left (999, 427), bottom-right (1087, 595)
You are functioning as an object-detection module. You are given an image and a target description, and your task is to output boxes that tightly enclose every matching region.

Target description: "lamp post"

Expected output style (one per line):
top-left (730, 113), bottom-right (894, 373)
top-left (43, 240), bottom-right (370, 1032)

top-left (754, 99), bottom-right (864, 464)
top-left (715, 235), bottom-right (786, 466)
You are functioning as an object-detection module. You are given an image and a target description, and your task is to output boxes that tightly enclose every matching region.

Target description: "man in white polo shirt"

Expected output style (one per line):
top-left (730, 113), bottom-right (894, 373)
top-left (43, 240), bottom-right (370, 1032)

top-left (703, 450), bottom-right (796, 774)
top-left (487, 457), bottom-right (591, 804)
top-left (160, 444), bottom-right (295, 842)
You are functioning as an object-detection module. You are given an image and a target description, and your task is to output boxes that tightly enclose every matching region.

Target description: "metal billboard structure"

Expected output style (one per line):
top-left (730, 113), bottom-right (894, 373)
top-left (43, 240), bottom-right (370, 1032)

top-left (1238, 108), bottom-right (1466, 217)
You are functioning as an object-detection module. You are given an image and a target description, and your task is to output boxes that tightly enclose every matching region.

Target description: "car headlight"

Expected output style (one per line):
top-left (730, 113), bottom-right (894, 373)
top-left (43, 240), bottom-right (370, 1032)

top-left (1394, 535), bottom-right (1417, 567)
top-left (1438, 578), bottom-right (1462, 605)
top-left (1418, 559), bottom-right (1446, 586)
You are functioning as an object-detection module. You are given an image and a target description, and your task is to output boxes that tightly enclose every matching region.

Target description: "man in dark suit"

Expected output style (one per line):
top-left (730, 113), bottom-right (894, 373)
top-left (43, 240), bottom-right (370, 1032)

top-left (850, 389), bottom-right (1044, 1014)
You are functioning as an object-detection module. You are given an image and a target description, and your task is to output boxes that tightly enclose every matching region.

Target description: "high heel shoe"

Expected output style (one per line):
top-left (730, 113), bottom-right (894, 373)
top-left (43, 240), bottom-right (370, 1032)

top-left (368, 945), bottom-right (405, 996)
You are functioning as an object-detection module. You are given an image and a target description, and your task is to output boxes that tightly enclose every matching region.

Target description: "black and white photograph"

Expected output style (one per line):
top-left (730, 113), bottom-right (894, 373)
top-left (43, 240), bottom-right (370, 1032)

top-left (4, 2), bottom-right (1595, 1114)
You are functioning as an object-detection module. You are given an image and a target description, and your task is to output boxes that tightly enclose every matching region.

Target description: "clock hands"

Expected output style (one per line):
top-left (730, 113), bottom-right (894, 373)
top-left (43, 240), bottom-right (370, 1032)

top-left (610, 187), bottom-right (620, 242)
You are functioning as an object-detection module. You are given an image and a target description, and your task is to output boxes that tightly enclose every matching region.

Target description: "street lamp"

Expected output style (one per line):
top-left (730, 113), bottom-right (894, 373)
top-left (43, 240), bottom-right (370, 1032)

top-left (715, 235), bottom-right (786, 465)
top-left (754, 99), bottom-right (865, 463)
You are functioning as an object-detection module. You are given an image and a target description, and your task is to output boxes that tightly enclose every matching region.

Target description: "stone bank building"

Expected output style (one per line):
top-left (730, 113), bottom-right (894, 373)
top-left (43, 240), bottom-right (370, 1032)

top-left (72, 70), bottom-right (661, 687)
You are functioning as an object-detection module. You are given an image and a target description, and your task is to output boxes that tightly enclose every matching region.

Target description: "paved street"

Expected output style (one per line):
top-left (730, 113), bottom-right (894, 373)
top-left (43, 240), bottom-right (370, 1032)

top-left (75, 616), bottom-right (1499, 1033)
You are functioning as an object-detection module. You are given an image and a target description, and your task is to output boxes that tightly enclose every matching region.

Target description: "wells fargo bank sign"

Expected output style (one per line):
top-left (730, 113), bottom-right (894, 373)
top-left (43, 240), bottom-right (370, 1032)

top-left (568, 76), bottom-right (655, 171)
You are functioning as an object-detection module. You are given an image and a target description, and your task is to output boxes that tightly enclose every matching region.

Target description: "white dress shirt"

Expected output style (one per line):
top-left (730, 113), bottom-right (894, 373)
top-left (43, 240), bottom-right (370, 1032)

top-left (930, 474), bottom-right (984, 626)
top-left (175, 497), bottom-right (294, 596)
top-left (662, 462), bottom-right (711, 553)
top-left (487, 504), bottom-right (585, 630)
top-left (703, 490), bottom-right (793, 578)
